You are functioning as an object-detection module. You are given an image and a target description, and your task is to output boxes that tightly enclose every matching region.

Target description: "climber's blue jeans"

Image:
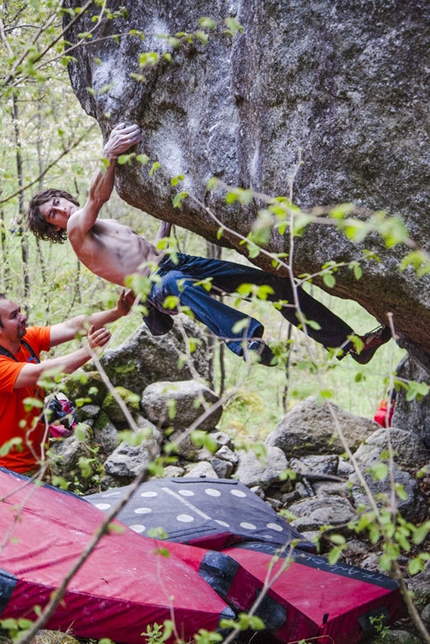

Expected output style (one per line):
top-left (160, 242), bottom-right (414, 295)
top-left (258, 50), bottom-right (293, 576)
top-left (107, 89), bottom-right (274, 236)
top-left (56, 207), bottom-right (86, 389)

top-left (149, 253), bottom-right (354, 356)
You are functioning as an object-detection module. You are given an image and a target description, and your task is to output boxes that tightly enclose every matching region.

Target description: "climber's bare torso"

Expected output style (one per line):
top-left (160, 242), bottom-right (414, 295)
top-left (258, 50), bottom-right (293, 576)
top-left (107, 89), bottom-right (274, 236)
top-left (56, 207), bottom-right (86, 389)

top-left (68, 216), bottom-right (164, 287)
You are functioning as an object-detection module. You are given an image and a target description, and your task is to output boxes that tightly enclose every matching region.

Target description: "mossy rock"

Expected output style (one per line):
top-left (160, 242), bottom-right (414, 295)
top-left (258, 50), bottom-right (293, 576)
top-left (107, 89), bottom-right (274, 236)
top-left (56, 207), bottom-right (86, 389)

top-left (62, 370), bottom-right (108, 407)
top-left (101, 386), bottom-right (141, 424)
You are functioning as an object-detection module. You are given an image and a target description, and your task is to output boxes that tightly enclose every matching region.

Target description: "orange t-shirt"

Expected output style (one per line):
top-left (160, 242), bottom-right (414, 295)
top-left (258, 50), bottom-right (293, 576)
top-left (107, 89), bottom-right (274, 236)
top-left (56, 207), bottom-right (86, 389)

top-left (0, 326), bottom-right (51, 473)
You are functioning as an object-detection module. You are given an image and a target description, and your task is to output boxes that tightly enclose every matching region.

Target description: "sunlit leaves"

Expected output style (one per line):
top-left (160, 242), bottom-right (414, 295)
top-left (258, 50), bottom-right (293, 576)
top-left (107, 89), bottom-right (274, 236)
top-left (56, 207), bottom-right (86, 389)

top-left (225, 187), bottom-right (253, 204)
top-left (198, 17), bottom-right (217, 30)
top-left (150, 161), bottom-right (160, 176)
top-left (400, 250), bottom-right (430, 277)
top-left (190, 430), bottom-right (218, 452)
top-left (322, 272), bottom-right (336, 288)
top-left (224, 17), bottom-right (244, 36)
top-left (139, 51), bottom-right (159, 67)
top-left (173, 191), bottom-right (189, 208)
top-left (369, 462), bottom-right (388, 481)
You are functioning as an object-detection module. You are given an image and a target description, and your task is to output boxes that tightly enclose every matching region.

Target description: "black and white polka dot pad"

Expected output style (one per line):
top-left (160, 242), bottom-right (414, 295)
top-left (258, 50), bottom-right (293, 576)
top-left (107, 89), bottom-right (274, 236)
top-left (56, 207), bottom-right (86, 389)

top-left (85, 477), bottom-right (314, 551)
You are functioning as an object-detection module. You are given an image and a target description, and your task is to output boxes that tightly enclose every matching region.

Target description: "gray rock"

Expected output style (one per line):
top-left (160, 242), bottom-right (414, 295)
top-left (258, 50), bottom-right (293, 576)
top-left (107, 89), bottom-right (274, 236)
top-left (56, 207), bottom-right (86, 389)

top-left (312, 481), bottom-right (349, 497)
top-left (49, 425), bottom-right (96, 492)
top-left (209, 431), bottom-right (235, 450)
top-left (184, 461), bottom-right (218, 478)
top-left (162, 465), bottom-right (185, 478)
top-left (407, 561), bottom-right (430, 607)
top-left (168, 430), bottom-right (209, 462)
top-left (101, 386), bottom-right (140, 425)
top-left (77, 404), bottom-right (100, 421)
top-left (266, 396), bottom-right (377, 457)
top-left (354, 426), bottom-right (428, 469)
top-left (348, 466), bottom-right (428, 524)
top-left (374, 631), bottom-right (422, 644)
top-left (93, 419), bottom-right (119, 460)
top-left (141, 380), bottom-right (222, 431)
top-left (234, 446), bottom-right (288, 489)
top-left (337, 457), bottom-right (355, 477)
top-left (290, 455), bottom-right (340, 476)
top-left (295, 481), bottom-right (313, 499)
top-left (215, 445), bottom-right (239, 467)
top-left (99, 317), bottom-right (210, 394)
top-left (288, 496), bottom-right (356, 532)
top-left (350, 428), bottom-right (428, 523)
top-left (64, 0), bottom-right (430, 361)
top-left (210, 457), bottom-right (233, 479)
top-left (103, 437), bottom-right (161, 478)
top-left (421, 603), bottom-right (430, 626)
top-left (393, 355), bottom-right (430, 448)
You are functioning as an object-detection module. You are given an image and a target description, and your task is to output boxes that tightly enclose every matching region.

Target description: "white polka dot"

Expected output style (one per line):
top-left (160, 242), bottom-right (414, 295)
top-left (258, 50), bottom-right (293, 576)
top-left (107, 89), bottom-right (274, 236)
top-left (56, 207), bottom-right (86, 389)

top-left (134, 507), bottom-right (152, 515)
top-left (205, 488), bottom-right (221, 497)
top-left (176, 514), bottom-right (195, 523)
top-left (94, 503), bottom-right (111, 510)
top-left (262, 534), bottom-right (274, 540)
top-left (140, 491), bottom-right (158, 498)
top-left (215, 519), bottom-right (230, 527)
top-left (178, 490), bottom-right (195, 497)
top-left (240, 522), bottom-right (257, 530)
top-left (130, 524), bottom-right (146, 533)
top-left (266, 522), bottom-right (283, 532)
top-left (230, 489), bottom-right (247, 498)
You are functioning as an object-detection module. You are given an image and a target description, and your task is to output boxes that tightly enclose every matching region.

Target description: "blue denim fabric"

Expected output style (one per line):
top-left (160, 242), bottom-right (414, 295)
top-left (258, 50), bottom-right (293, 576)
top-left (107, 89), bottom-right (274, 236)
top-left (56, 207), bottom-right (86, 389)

top-left (149, 253), bottom-right (354, 356)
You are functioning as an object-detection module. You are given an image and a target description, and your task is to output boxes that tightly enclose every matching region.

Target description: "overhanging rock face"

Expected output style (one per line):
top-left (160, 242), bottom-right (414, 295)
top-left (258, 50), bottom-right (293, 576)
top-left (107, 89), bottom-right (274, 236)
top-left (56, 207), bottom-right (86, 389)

top-left (64, 0), bottom-right (430, 362)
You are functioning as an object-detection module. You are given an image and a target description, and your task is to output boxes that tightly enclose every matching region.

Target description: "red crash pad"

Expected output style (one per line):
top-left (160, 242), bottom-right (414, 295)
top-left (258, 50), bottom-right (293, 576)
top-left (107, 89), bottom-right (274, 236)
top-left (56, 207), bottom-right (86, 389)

top-left (222, 541), bottom-right (406, 644)
top-left (0, 468), bottom-right (234, 643)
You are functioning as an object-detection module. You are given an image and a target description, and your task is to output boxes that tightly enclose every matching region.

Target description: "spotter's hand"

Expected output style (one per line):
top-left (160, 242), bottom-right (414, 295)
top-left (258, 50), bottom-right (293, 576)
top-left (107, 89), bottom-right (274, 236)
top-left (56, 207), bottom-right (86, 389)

top-left (116, 288), bottom-right (137, 317)
top-left (87, 325), bottom-right (111, 352)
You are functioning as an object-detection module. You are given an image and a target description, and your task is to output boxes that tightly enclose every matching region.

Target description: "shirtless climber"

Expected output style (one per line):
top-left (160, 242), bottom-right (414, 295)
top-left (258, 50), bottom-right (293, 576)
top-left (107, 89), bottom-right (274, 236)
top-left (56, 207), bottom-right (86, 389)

top-left (27, 123), bottom-right (391, 366)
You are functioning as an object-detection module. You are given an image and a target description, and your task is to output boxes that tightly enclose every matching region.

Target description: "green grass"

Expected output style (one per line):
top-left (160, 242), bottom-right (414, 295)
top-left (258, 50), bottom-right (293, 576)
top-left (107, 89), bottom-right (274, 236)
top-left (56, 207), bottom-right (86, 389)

top-left (215, 287), bottom-right (405, 442)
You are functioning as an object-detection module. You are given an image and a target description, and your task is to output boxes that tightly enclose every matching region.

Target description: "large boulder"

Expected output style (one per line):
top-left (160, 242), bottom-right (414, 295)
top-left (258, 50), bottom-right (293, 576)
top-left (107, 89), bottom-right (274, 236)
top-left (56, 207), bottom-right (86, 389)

top-left (63, 0), bottom-right (430, 362)
top-left (392, 355), bottom-right (430, 448)
top-left (99, 315), bottom-right (210, 393)
top-left (141, 380), bottom-right (222, 431)
top-left (265, 396), bottom-right (378, 457)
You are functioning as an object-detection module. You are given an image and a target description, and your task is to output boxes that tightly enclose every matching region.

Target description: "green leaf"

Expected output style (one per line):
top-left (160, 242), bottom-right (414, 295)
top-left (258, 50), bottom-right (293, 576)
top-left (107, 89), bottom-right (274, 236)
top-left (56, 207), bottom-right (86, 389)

top-left (329, 203), bottom-right (355, 219)
top-left (224, 17), bottom-right (244, 35)
top-left (225, 188), bottom-right (253, 204)
top-left (329, 534), bottom-right (346, 545)
top-left (150, 162), bottom-right (160, 176)
top-left (369, 462), bottom-right (388, 481)
top-left (413, 521), bottom-right (430, 545)
top-left (136, 154), bottom-right (149, 165)
top-left (195, 31), bottom-right (209, 44)
top-left (139, 51), bottom-right (159, 67)
top-left (323, 273), bottom-right (336, 288)
top-left (190, 430), bottom-right (217, 452)
top-left (199, 17), bottom-right (217, 29)
top-left (408, 557), bottom-right (425, 575)
top-left (173, 191), bottom-right (189, 208)
top-left (170, 174), bottom-right (184, 186)
top-left (117, 153), bottom-right (135, 165)
top-left (328, 545), bottom-right (343, 564)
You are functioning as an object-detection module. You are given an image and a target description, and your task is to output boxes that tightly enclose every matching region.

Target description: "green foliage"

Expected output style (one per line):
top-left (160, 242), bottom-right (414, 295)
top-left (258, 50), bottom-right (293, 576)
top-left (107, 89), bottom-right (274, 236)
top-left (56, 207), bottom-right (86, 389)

top-left (369, 613), bottom-right (390, 638)
top-left (142, 622), bottom-right (170, 643)
top-left (0, 617), bottom-right (35, 642)
top-left (190, 430), bottom-right (218, 452)
top-left (220, 613), bottom-right (265, 632)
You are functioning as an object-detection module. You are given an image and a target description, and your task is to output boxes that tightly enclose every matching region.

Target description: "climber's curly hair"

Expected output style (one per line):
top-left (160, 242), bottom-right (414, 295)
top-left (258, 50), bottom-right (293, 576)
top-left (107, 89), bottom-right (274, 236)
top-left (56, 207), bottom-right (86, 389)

top-left (27, 188), bottom-right (80, 243)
